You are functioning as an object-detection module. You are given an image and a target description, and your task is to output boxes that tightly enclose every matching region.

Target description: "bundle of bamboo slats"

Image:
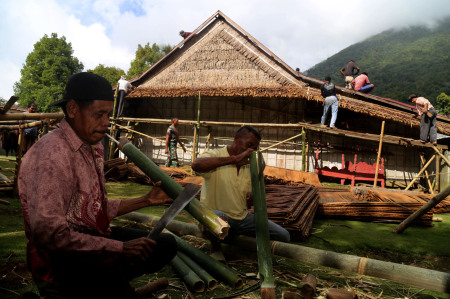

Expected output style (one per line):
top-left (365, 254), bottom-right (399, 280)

top-left (250, 184), bottom-right (319, 240)
top-left (317, 202), bottom-right (433, 226)
top-left (358, 188), bottom-right (450, 214)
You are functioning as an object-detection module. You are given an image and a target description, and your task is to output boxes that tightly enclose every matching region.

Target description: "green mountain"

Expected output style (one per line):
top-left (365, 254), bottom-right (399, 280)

top-left (305, 17), bottom-right (450, 105)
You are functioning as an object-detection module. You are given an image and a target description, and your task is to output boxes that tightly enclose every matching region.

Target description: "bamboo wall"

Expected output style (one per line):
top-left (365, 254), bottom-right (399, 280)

top-left (123, 96), bottom-right (438, 185)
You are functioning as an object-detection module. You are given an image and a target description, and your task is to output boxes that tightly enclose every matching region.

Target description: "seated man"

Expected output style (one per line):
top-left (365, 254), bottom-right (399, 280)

top-left (351, 72), bottom-right (375, 93)
top-left (192, 125), bottom-right (290, 243)
top-left (19, 72), bottom-right (177, 299)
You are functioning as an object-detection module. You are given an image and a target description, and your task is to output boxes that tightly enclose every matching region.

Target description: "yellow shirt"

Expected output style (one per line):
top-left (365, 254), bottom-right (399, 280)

top-left (198, 147), bottom-right (251, 220)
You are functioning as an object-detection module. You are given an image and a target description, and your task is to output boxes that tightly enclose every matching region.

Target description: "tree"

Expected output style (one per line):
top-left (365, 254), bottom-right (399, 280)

top-left (436, 93), bottom-right (450, 115)
top-left (13, 33), bottom-right (84, 111)
top-left (127, 43), bottom-right (172, 78)
top-left (87, 64), bottom-right (125, 87)
top-left (0, 97), bottom-right (6, 106)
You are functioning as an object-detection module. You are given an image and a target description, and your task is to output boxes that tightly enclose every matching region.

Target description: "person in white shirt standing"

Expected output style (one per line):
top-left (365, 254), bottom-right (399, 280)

top-left (409, 94), bottom-right (438, 145)
top-left (117, 75), bottom-right (135, 117)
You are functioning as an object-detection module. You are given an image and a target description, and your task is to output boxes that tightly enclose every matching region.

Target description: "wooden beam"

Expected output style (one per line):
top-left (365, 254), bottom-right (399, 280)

top-left (405, 155), bottom-right (436, 191)
top-left (373, 121), bottom-right (385, 187)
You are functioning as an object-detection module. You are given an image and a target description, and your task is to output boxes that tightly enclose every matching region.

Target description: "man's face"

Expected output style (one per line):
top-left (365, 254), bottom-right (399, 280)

top-left (28, 105), bottom-right (37, 113)
top-left (235, 132), bottom-right (260, 154)
top-left (67, 100), bottom-right (113, 145)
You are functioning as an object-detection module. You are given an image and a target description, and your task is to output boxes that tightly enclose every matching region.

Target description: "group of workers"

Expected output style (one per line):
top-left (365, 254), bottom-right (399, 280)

top-left (320, 60), bottom-right (437, 144)
top-left (19, 72), bottom-right (289, 298)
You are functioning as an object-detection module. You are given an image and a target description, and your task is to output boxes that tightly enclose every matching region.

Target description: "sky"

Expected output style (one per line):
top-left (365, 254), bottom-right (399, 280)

top-left (0, 0), bottom-right (449, 100)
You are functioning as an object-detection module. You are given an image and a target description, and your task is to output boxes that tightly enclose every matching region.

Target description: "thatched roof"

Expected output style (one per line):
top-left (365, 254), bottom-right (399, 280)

top-left (127, 10), bottom-right (450, 135)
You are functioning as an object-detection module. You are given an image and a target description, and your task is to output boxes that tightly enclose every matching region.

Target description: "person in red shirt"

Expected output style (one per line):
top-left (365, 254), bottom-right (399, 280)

top-left (19, 72), bottom-right (177, 298)
top-left (351, 72), bottom-right (375, 93)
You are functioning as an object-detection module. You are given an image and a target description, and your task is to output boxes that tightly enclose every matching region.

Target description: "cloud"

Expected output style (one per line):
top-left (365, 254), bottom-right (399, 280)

top-left (0, 0), bottom-right (449, 99)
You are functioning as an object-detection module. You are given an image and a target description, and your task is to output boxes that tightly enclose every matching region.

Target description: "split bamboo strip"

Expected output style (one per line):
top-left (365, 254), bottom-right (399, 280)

top-left (393, 184), bottom-right (450, 234)
top-left (170, 254), bottom-right (205, 292)
top-left (373, 121), bottom-right (385, 187)
top-left (178, 251), bottom-right (217, 290)
top-left (260, 133), bottom-right (302, 152)
top-left (405, 155), bottom-right (436, 191)
top-left (168, 232), bottom-right (244, 289)
top-left (114, 122), bottom-right (193, 153)
top-left (420, 154), bottom-right (434, 194)
top-left (250, 151), bottom-right (275, 299)
top-left (117, 138), bottom-right (229, 239)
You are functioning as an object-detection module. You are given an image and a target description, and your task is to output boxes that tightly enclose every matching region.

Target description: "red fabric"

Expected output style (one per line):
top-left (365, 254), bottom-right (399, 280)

top-left (19, 119), bottom-right (122, 282)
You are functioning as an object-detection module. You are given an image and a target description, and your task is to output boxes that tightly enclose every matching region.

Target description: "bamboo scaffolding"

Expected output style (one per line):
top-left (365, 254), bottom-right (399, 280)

top-left (114, 122), bottom-right (193, 153)
top-left (373, 121), bottom-right (385, 187)
top-left (420, 154), bottom-right (434, 194)
top-left (405, 155), bottom-right (436, 191)
top-left (0, 119), bottom-right (54, 130)
top-left (260, 133), bottom-right (302, 152)
top-left (0, 112), bottom-right (64, 121)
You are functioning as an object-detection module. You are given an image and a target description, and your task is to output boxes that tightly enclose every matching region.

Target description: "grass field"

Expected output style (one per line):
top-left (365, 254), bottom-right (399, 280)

top-left (0, 155), bottom-right (449, 298)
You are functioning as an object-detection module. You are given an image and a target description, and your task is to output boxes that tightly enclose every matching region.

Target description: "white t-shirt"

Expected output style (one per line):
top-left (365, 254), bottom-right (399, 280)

top-left (118, 79), bottom-right (132, 92)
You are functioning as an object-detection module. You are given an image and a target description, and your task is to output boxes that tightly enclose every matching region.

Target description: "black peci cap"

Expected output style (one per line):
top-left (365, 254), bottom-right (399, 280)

top-left (49, 72), bottom-right (114, 107)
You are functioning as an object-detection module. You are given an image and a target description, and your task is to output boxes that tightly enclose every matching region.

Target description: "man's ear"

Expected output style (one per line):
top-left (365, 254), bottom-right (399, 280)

top-left (65, 100), bottom-right (78, 119)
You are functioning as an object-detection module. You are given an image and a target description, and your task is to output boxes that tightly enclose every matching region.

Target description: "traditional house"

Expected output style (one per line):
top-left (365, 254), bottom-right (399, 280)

top-left (116, 10), bottom-right (450, 190)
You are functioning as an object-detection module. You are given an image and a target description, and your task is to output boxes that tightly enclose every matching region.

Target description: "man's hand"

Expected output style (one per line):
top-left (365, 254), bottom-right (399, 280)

top-left (165, 148), bottom-right (169, 154)
top-left (122, 238), bottom-right (156, 263)
top-left (235, 148), bottom-right (254, 167)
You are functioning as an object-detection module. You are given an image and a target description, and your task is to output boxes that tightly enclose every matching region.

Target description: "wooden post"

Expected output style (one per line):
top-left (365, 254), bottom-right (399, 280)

top-left (373, 121), bottom-right (385, 187)
top-left (302, 127), bottom-right (306, 172)
top-left (393, 184), bottom-right (450, 233)
top-left (436, 152), bottom-right (440, 193)
top-left (420, 154), bottom-right (434, 194)
top-left (405, 155), bottom-right (436, 191)
top-left (108, 122), bottom-right (117, 161)
top-left (13, 128), bottom-right (26, 197)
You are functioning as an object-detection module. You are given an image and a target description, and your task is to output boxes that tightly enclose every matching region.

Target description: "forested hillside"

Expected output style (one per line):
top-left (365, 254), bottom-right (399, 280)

top-left (305, 17), bottom-right (450, 104)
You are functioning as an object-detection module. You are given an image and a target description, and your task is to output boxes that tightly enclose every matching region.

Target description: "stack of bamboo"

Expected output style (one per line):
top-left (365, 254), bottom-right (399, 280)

top-left (251, 184), bottom-right (319, 240)
top-left (317, 202), bottom-right (433, 226)
top-left (362, 189), bottom-right (450, 214)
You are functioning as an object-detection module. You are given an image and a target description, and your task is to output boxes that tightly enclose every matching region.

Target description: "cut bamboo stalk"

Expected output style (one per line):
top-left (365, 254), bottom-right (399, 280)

top-left (168, 232), bottom-right (243, 289)
top-left (178, 251), bottom-right (217, 290)
top-left (373, 121), bottom-right (385, 187)
top-left (250, 151), bottom-right (275, 299)
top-left (393, 184), bottom-right (450, 234)
top-left (170, 254), bottom-right (205, 292)
top-left (420, 154), bottom-right (434, 194)
top-left (117, 138), bottom-right (229, 239)
top-left (134, 277), bottom-right (169, 298)
top-left (405, 155), bottom-right (435, 191)
top-left (300, 274), bottom-right (317, 299)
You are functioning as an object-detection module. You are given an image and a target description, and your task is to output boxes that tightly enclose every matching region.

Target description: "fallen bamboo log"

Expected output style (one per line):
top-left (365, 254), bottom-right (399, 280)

top-left (178, 251), bottom-right (217, 290)
top-left (170, 254), bottom-right (205, 292)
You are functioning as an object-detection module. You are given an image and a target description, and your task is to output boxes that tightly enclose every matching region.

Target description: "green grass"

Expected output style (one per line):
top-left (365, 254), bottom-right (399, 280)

top-left (1, 169), bottom-right (450, 298)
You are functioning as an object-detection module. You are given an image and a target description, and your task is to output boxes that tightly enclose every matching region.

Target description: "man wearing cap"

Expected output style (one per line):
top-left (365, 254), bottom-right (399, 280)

top-left (117, 75), bottom-right (135, 117)
top-left (409, 94), bottom-right (438, 145)
top-left (18, 72), bottom-right (177, 298)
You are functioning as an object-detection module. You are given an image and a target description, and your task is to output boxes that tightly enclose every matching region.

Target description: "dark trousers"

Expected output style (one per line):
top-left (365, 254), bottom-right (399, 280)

top-left (117, 90), bottom-right (127, 117)
top-left (420, 109), bottom-right (437, 143)
top-left (34, 227), bottom-right (177, 299)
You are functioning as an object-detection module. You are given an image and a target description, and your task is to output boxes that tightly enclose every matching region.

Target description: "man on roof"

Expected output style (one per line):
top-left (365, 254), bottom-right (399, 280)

top-left (192, 125), bottom-right (290, 244)
top-left (19, 72), bottom-right (176, 298)
top-left (351, 72), bottom-right (375, 93)
top-left (409, 94), bottom-right (438, 145)
top-left (340, 60), bottom-right (360, 89)
top-left (320, 76), bottom-right (339, 129)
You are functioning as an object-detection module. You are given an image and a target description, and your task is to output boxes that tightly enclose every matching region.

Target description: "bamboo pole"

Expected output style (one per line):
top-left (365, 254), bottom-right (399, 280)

top-left (114, 122), bottom-right (193, 153)
top-left (168, 232), bottom-right (243, 289)
top-left (170, 254), bottom-right (205, 292)
top-left (301, 127), bottom-right (306, 172)
top-left (0, 119), bottom-right (54, 130)
top-left (436, 153), bottom-right (440, 192)
top-left (420, 154), bottom-right (435, 194)
top-left (0, 112), bottom-right (64, 121)
top-left (250, 151), bottom-right (275, 299)
top-left (373, 121), bottom-right (385, 187)
top-left (260, 133), bottom-right (302, 152)
top-left (178, 251), bottom-right (217, 290)
top-left (107, 122), bottom-right (117, 161)
top-left (116, 138), bottom-right (229, 239)
top-left (405, 155), bottom-right (435, 191)
top-left (394, 184), bottom-right (450, 234)
top-left (431, 145), bottom-right (450, 167)
top-left (192, 91), bottom-right (202, 163)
